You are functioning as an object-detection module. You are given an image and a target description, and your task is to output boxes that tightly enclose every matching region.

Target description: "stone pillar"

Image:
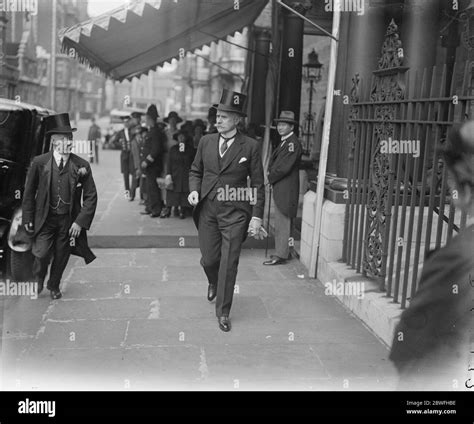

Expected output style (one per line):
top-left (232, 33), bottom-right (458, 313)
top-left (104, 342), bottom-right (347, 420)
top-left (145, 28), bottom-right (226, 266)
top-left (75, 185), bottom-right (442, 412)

top-left (277, 1), bottom-right (311, 134)
top-left (327, 5), bottom-right (387, 178)
top-left (400, 0), bottom-right (439, 74)
top-left (249, 28), bottom-right (271, 127)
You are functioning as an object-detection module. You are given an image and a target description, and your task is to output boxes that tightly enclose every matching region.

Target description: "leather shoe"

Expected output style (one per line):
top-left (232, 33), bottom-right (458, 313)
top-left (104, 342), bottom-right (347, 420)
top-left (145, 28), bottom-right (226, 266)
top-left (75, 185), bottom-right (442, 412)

top-left (218, 316), bottom-right (231, 332)
top-left (140, 210), bottom-right (151, 215)
top-left (263, 256), bottom-right (286, 265)
top-left (150, 212), bottom-right (161, 218)
top-left (207, 284), bottom-right (217, 301)
top-left (50, 289), bottom-right (62, 300)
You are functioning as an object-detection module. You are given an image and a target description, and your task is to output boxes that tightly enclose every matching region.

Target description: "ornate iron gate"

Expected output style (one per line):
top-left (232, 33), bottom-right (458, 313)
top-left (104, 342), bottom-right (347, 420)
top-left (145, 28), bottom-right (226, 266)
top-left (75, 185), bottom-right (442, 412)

top-left (344, 19), bottom-right (473, 308)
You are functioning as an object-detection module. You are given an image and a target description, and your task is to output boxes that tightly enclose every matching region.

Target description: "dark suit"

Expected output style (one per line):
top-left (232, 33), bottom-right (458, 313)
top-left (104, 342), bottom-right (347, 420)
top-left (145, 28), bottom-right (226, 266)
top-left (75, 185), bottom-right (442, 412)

top-left (142, 125), bottom-right (166, 214)
top-left (189, 132), bottom-right (264, 317)
top-left (268, 133), bottom-right (302, 259)
top-left (22, 152), bottom-right (98, 289)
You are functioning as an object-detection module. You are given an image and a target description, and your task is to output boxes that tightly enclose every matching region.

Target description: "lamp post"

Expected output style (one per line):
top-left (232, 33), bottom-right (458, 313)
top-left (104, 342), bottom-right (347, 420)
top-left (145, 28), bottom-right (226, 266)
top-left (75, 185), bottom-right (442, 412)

top-left (302, 49), bottom-right (323, 156)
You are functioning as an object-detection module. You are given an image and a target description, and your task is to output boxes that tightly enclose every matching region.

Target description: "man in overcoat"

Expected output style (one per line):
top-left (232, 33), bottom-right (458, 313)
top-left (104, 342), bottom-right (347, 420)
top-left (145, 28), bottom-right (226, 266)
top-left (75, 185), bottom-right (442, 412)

top-left (22, 113), bottom-right (98, 299)
top-left (188, 89), bottom-right (265, 332)
top-left (263, 111), bottom-right (302, 265)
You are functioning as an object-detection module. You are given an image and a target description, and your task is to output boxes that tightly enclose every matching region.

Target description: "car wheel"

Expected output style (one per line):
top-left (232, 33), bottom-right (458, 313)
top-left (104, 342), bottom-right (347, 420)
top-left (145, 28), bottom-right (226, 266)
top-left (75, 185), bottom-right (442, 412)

top-left (9, 249), bottom-right (34, 282)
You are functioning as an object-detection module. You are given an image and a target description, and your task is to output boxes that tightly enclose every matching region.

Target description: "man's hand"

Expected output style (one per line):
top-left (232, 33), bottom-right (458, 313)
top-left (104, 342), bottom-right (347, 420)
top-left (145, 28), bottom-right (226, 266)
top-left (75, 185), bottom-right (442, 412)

top-left (141, 161), bottom-right (147, 169)
top-left (136, 169), bottom-right (141, 179)
top-left (69, 222), bottom-right (82, 238)
top-left (188, 191), bottom-right (199, 206)
top-left (248, 217), bottom-right (265, 239)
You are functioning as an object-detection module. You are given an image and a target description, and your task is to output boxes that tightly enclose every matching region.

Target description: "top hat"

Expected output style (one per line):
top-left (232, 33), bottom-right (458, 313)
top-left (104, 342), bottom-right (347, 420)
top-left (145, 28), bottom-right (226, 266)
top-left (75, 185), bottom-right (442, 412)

top-left (213, 89), bottom-right (247, 116)
top-left (44, 113), bottom-right (77, 135)
top-left (274, 110), bottom-right (298, 125)
top-left (164, 111), bottom-right (183, 123)
top-left (146, 104), bottom-right (159, 120)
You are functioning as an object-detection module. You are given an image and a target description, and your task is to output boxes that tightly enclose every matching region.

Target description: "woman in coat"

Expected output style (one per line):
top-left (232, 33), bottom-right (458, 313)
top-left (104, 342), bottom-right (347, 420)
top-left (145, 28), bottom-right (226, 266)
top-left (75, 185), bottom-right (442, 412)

top-left (165, 130), bottom-right (195, 218)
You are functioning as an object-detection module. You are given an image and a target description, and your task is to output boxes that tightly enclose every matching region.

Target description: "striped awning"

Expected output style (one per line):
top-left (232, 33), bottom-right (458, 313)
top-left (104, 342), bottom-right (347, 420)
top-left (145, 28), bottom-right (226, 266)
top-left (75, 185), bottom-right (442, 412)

top-left (59, 0), bottom-right (268, 81)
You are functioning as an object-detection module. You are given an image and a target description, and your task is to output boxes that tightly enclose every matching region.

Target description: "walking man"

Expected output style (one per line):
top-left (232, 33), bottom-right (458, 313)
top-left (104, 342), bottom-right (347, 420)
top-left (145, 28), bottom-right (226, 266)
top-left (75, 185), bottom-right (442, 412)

top-left (188, 89), bottom-right (265, 332)
top-left (22, 113), bottom-right (98, 299)
top-left (263, 111), bottom-right (302, 265)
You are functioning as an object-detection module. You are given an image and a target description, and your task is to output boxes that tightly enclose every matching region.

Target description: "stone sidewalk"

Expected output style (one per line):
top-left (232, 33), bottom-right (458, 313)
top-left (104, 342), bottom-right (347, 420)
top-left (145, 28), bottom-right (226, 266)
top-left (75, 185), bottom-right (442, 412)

top-left (1, 248), bottom-right (397, 391)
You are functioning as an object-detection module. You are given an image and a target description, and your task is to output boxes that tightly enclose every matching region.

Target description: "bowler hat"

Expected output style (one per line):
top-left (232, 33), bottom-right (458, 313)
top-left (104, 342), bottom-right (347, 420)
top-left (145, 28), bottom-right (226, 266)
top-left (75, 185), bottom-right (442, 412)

top-left (44, 113), bottom-right (77, 135)
top-left (164, 111), bottom-right (183, 123)
top-left (274, 110), bottom-right (298, 125)
top-left (146, 104), bottom-right (159, 120)
top-left (213, 89), bottom-right (247, 116)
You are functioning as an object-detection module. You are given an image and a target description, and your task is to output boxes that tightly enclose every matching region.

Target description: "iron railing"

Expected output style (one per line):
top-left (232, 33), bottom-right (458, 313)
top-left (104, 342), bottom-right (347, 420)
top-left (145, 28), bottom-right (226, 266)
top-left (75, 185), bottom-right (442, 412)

top-left (343, 20), bottom-right (473, 309)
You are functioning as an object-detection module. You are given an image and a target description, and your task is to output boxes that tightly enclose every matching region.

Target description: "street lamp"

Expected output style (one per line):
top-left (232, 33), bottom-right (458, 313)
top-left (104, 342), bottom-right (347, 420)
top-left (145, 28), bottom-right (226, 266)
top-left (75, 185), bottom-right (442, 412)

top-left (302, 49), bottom-right (323, 155)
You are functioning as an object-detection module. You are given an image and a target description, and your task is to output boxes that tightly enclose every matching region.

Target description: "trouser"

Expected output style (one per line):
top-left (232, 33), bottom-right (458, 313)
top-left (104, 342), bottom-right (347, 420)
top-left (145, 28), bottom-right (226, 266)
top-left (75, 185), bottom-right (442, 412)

top-left (274, 202), bottom-right (292, 259)
top-left (121, 151), bottom-right (136, 198)
top-left (32, 213), bottom-right (71, 291)
top-left (145, 167), bottom-right (162, 214)
top-left (198, 197), bottom-right (248, 317)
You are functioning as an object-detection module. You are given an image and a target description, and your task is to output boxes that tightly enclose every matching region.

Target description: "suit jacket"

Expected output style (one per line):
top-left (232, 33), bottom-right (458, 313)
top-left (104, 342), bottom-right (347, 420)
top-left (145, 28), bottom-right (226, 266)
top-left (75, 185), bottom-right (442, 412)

top-left (189, 132), bottom-right (265, 229)
top-left (143, 125), bottom-right (166, 171)
top-left (268, 133), bottom-right (302, 218)
top-left (21, 152), bottom-right (98, 264)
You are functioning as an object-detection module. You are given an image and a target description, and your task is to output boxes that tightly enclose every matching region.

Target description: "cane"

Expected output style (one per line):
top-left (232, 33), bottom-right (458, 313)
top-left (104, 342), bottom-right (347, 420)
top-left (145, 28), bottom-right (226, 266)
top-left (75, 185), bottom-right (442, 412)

top-left (265, 184), bottom-right (272, 258)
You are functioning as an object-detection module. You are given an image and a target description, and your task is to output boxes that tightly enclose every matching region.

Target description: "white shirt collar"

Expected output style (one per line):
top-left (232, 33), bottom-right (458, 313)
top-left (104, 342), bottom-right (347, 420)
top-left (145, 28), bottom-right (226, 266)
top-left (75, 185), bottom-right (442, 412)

top-left (53, 150), bottom-right (69, 166)
top-left (281, 131), bottom-right (294, 142)
top-left (219, 130), bottom-right (237, 157)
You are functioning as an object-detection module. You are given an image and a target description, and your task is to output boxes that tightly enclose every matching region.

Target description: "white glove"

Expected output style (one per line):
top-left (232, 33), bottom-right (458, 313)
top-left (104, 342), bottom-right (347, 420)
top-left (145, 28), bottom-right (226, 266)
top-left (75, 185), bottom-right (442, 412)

top-left (188, 191), bottom-right (199, 206)
top-left (248, 217), bottom-right (266, 240)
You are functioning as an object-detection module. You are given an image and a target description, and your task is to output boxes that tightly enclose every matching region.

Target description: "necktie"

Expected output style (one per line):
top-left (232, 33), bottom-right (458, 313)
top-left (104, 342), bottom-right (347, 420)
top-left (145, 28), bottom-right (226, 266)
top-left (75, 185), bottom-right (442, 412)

top-left (220, 135), bottom-right (233, 156)
top-left (59, 157), bottom-right (64, 171)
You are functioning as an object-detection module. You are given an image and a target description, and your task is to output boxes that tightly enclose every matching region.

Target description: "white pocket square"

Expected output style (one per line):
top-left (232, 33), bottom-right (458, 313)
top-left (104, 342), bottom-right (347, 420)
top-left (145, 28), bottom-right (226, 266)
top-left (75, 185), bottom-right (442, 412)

top-left (238, 157), bottom-right (247, 164)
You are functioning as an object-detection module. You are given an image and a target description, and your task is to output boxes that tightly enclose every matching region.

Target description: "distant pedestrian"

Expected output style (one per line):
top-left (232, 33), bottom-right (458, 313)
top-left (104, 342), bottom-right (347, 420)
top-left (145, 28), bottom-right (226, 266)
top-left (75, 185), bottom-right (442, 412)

top-left (117, 112), bottom-right (142, 201)
top-left (87, 117), bottom-right (101, 164)
top-left (263, 111), bottom-right (302, 266)
top-left (192, 119), bottom-right (207, 149)
top-left (140, 104), bottom-right (166, 217)
top-left (389, 122), bottom-right (474, 390)
top-left (166, 130), bottom-right (195, 219)
top-left (161, 111), bottom-right (183, 217)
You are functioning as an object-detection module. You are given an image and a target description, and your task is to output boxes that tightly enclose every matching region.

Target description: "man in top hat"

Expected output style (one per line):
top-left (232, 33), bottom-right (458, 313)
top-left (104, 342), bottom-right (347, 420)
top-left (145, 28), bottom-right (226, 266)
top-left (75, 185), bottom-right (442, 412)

top-left (188, 89), bottom-right (265, 332)
top-left (22, 113), bottom-right (98, 299)
top-left (141, 104), bottom-right (166, 217)
top-left (263, 111), bottom-right (302, 266)
top-left (117, 111), bottom-right (143, 201)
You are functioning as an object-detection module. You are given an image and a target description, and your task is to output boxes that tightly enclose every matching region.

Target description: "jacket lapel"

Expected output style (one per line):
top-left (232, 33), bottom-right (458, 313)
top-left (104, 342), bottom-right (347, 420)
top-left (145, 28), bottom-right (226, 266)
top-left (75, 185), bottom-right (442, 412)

top-left (219, 133), bottom-right (244, 174)
top-left (42, 152), bottom-right (53, 206)
top-left (68, 154), bottom-right (79, 201)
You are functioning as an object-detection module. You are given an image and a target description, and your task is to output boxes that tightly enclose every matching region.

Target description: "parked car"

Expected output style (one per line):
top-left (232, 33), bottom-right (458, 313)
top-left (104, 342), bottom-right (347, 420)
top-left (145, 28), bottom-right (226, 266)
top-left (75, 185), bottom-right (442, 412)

top-left (0, 98), bottom-right (54, 280)
top-left (103, 108), bottom-right (147, 149)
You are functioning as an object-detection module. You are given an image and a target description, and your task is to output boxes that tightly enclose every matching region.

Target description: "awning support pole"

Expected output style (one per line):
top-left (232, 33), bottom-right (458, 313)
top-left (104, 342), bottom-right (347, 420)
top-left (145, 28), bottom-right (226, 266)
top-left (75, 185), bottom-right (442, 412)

top-left (309, 3), bottom-right (341, 278)
top-left (276, 0), bottom-right (338, 41)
